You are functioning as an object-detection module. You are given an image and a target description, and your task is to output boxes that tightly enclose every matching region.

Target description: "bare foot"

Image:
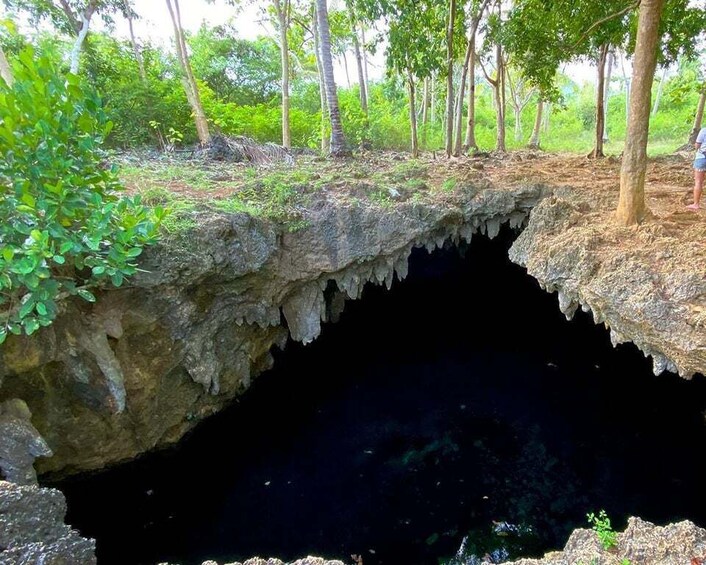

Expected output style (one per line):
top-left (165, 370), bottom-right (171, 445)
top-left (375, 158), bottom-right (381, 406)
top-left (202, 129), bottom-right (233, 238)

top-left (686, 203), bottom-right (700, 211)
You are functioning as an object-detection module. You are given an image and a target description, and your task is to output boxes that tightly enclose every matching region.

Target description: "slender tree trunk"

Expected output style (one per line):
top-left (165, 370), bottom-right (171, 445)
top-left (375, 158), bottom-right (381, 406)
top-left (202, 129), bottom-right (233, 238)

top-left (69, 1), bottom-right (97, 74)
top-left (0, 45), bottom-right (13, 86)
top-left (651, 64), bottom-right (668, 116)
top-left (528, 99), bottom-right (543, 149)
top-left (166, 0), bottom-right (210, 144)
top-left (360, 26), bottom-right (369, 103)
top-left (312, 6), bottom-right (329, 153)
top-left (464, 32), bottom-right (477, 151)
top-left (620, 52), bottom-right (631, 126)
top-left (687, 88), bottom-right (706, 144)
top-left (493, 44), bottom-right (506, 152)
top-left (603, 50), bottom-right (613, 141)
top-left (316, 0), bottom-right (348, 156)
top-left (408, 73), bottom-right (418, 158)
top-left (543, 102), bottom-right (551, 132)
top-left (274, 0), bottom-right (292, 149)
top-left (453, 37), bottom-right (472, 156)
top-left (274, 0), bottom-right (291, 148)
top-left (421, 77), bottom-right (430, 146)
top-left (445, 0), bottom-right (456, 157)
top-left (341, 52), bottom-right (351, 88)
top-left (127, 12), bottom-right (147, 83)
top-left (352, 27), bottom-right (368, 116)
top-left (431, 73), bottom-right (437, 125)
top-left (590, 44), bottom-right (609, 158)
top-left (616, 0), bottom-right (664, 225)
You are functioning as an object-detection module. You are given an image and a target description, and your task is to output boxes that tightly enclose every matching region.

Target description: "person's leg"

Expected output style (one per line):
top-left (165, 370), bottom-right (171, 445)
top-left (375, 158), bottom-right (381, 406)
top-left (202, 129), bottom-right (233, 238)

top-left (687, 168), bottom-right (705, 210)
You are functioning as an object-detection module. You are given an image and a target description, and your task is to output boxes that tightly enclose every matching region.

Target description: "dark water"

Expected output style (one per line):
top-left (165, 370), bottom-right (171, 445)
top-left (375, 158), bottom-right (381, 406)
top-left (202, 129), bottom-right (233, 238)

top-left (54, 230), bottom-right (706, 565)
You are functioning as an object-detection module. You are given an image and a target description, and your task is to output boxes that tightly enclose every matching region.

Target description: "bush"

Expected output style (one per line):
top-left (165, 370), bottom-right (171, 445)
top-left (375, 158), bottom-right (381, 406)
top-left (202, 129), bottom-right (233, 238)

top-left (0, 47), bottom-right (163, 342)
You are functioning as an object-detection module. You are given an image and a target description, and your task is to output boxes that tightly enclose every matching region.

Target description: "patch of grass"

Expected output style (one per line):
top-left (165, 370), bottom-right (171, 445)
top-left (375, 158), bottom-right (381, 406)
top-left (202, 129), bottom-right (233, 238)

top-left (442, 178), bottom-right (457, 192)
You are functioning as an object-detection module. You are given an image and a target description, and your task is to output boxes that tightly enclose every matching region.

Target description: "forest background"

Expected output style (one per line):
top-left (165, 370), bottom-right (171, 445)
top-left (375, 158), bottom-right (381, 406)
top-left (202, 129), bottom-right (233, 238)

top-left (1, 0), bottom-right (704, 158)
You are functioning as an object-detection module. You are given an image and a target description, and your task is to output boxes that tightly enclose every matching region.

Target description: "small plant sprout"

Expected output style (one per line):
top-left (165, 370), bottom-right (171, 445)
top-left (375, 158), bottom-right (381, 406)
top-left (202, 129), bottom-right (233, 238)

top-left (587, 509), bottom-right (618, 550)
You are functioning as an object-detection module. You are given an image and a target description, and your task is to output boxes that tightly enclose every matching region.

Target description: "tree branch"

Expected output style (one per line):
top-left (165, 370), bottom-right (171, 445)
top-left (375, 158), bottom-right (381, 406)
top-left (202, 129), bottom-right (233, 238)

top-left (573, 1), bottom-right (641, 49)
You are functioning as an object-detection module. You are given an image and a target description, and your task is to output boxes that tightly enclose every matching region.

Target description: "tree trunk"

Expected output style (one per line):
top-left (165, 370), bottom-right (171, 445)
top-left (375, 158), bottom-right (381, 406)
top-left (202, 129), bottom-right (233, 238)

top-left (527, 99), bottom-right (543, 149)
top-left (353, 27), bottom-right (368, 116)
top-left (341, 52), bottom-right (351, 88)
top-left (687, 88), bottom-right (706, 144)
top-left (0, 45), bottom-right (13, 86)
top-left (69, 1), bottom-right (97, 74)
top-left (421, 77), bottom-right (429, 146)
top-left (166, 0), bottom-right (210, 145)
top-left (316, 0), bottom-right (348, 156)
top-left (312, 5), bottom-right (329, 153)
top-left (445, 0), bottom-right (456, 157)
top-left (616, 0), bottom-right (664, 225)
top-left (431, 74), bottom-right (437, 125)
top-left (408, 73), bottom-right (418, 158)
top-left (274, 0), bottom-right (291, 148)
top-left (651, 64), bottom-right (667, 116)
top-left (590, 43), bottom-right (609, 158)
top-left (127, 11), bottom-right (147, 83)
top-left (513, 106), bottom-right (523, 141)
top-left (453, 36), bottom-right (472, 156)
top-left (494, 44), bottom-right (506, 152)
top-left (464, 32), bottom-right (477, 151)
top-left (360, 26), bottom-right (369, 103)
top-left (543, 102), bottom-right (550, 132)
top-left (603, 50), bottom-right (613, 142)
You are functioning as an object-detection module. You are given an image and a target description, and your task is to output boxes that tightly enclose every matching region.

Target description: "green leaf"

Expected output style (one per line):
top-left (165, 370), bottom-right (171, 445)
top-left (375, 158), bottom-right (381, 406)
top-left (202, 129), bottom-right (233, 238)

top-left (2, 248), bottom-right (14, 262)
top-left (77, 289), bottom-right (96, 303)
top-left (52, 255), bottom-right (65, 265)
top-left (35, 302), bottom-right (47, 316)
top-left (91, 265), bottom-right (105, 275)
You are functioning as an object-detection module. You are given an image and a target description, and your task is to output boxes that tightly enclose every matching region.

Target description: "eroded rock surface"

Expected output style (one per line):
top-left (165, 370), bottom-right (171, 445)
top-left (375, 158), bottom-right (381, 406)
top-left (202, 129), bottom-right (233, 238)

top-left (0, 480), bottom-right (96, 564)
top-left (0, 186), bottom-right (546, 476)
top-left (0, 399), bottom-right (52, 485)
top-left (510, 193), bottom-right (706, 379)
top-left (500, 516), bottom-right (706, 565)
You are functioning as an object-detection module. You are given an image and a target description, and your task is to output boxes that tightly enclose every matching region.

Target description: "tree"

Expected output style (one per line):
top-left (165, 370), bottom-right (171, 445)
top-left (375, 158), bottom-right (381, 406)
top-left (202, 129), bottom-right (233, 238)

top-left (311, 3), bottom-right (330, 153)
top-left (527, 98), bottom-right (543, 149)
top-left (479, 0), bottom-right (507, 153)
top-left (444, 0), bottom-right (456, 157)
top-left (316, 0), bottom-right (348, 155)
top-left (615, 0), bottom-right (664, 225)
top-left (0, 46), bottom-right (161, 342)
top-left (165, 0), bottom-right (210, 145)
top-left (2, 0), bottom-right (125, 73)
top-left (273, 0), bottom-right (292, 147)
top-left (688, 88), bottom-right (706, 145)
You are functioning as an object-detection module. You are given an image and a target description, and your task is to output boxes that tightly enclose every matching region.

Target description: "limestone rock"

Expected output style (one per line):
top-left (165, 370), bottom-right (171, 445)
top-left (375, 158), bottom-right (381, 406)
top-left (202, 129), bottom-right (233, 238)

top-left (500, 517), bottom-right (706, 565)
top-left (0, 186), bottom-right (546, 476)
top-left (0, 399), bottom-right (51, 485)
top-left (0, 480), bottom-right (96, 564)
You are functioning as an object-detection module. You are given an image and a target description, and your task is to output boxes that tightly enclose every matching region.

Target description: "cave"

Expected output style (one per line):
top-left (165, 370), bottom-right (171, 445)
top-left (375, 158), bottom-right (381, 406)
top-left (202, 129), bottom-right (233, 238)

top-left (53, 228), bottom-right (706, 565)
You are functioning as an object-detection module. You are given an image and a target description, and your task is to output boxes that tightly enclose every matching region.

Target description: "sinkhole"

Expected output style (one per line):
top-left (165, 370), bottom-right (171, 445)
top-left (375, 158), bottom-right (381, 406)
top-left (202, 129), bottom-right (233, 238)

top-left (53, 228), bottom-right (706, 565)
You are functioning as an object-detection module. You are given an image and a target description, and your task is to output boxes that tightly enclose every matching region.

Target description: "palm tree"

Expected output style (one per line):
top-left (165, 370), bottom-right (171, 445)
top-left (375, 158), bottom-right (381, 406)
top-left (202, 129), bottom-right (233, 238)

top-left (315, 0), bottom-right (348, 156)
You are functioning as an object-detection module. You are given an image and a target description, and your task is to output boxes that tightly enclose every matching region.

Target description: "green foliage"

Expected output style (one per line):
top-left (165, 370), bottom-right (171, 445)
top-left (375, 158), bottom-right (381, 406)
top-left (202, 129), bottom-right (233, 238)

top-left (0, 47), bottom-right (162, 343)
top-left (587, 510), bottom-right (618, 550)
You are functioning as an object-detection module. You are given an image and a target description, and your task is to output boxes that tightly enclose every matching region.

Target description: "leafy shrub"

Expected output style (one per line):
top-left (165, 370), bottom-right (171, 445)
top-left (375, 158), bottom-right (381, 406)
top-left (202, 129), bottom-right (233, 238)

top-left (0, 47), bottom-right (163, 342)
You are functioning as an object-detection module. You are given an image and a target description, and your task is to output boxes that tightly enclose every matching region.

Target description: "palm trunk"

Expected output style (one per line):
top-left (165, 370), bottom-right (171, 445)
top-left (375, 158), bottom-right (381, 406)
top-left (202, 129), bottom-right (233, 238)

top-left (0, 45), bottom-right (13, 86)
top-left (275, 0), bottom-right (291, 148)
top-left (616, 0), bottom-right (664, 225)
top-left (166, 0), bottom-right (210, 145)
top-left (687, 88), bottom-right (706, 144)
top-left (590, 43), bottom-right (609, 158)
top-left (431, 74), bottom-right (437, 125)
top-left (464, 32), bottom-right (477, 151)
top-left (408, 73), bottom-right (418, 158)
top-left (127, 12), bottom-right (147, 83)
top-left (445, 0), bottom-right (456, 157)
top-left (316, 0), bottom-right (347, 156)
top-left (527, 99), bottom-right (543, 149)
top-left (312, 4), bottom-right (329, 153)
top-left (353, 27), bottom-right (368, 116)
top-left (453, 37), bottom-right (473, 156)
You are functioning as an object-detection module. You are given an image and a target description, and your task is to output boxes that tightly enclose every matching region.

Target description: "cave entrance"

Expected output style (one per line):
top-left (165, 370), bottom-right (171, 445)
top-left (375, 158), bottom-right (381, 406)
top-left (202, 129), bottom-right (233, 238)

top-left (54, 229), bottom-right (706, 565)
